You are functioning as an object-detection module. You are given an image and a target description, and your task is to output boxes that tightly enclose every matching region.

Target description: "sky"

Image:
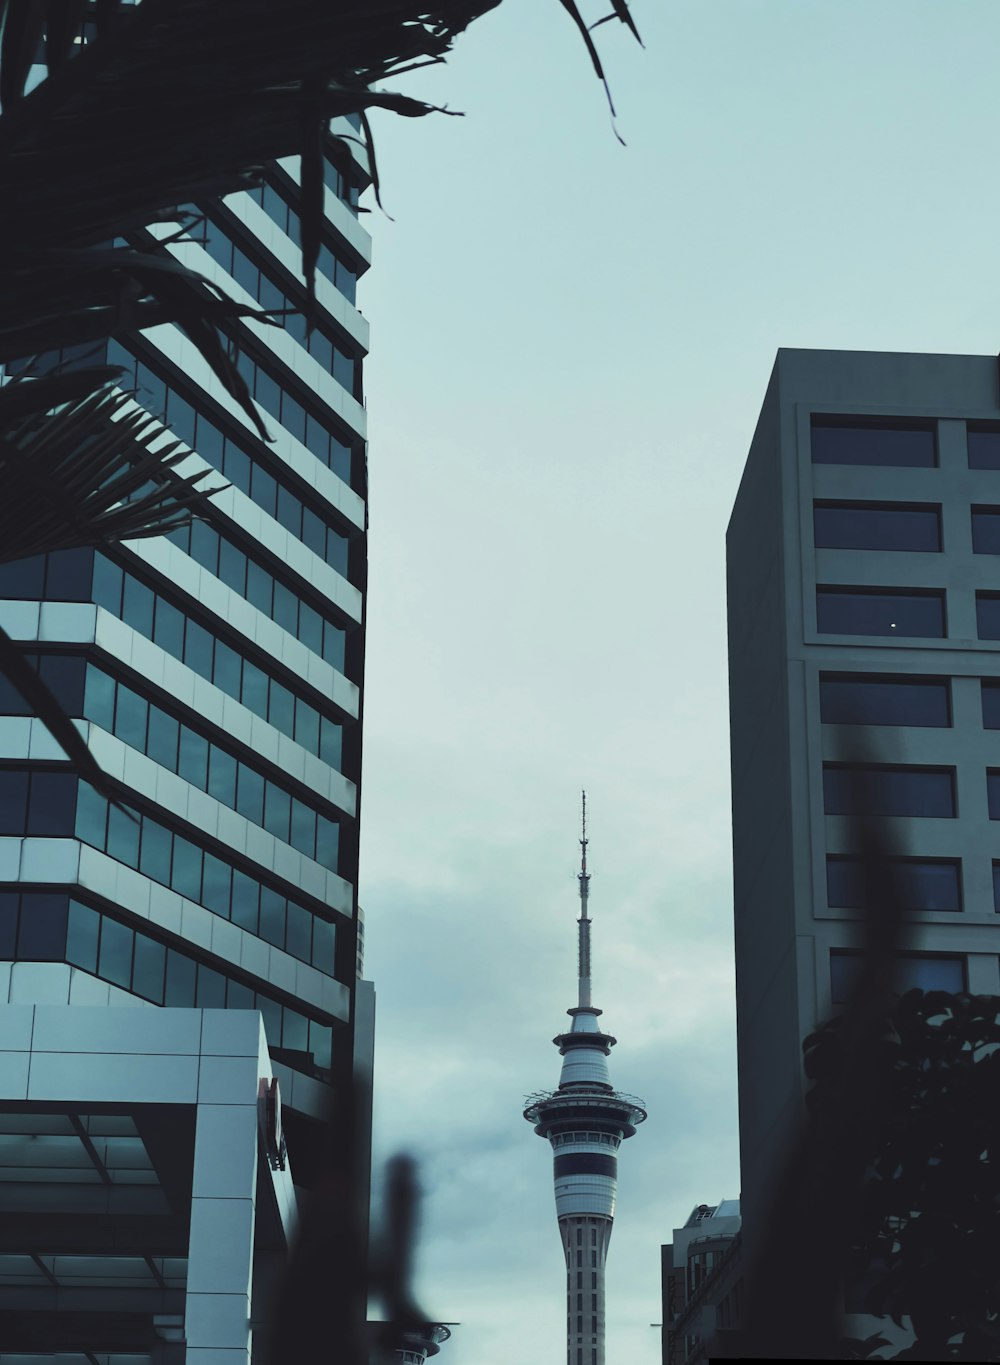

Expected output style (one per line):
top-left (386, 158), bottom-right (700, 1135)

top-left (356, 3), bottom-right (1000, 1361)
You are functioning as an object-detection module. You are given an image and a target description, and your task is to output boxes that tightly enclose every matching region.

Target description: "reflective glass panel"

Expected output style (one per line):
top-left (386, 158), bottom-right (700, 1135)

top-left (171, 835), bottom-right (202, 902)
top-left (207, 747), bottom-right (238, 806)
top-left (201, 853), bottom-right (232, 917)
top-left (178, 729), bottom-right (209, 788)
top-left (259, 887), bottom-right (285, 948)
top-left (66, 899), bottom-right (99, 971)
top-left (122, 576), bottom-right (155, 637)
top-left (114, 685), bottom-right (148, 750)
top-left (263, 785), bottom-right (291, 843)
top-left (139, 821), bottom-right (173, 885)
top-left (164, 949), bottom-right (196, 1006)
top-left (147, 708), bottom-right (180, 770)
top-left (184, 619), bottom-right (214, 679)
top-left (231, 869), bottom-right (260, 934)
top-left (107, 804), bottom-right (141, 868)
top-left (153, 598), bottom-right (186, 657)
top-left (83, 666), bottom-right (116, 732)
top-left (132, 935), bottom-right (166, 1004)
top-left (246, 560), bottom-right (273, 615)
top-left (284, 902), bottom-right (311, 962)
top-left (235, 766), bottom-right (265, 824)
top-left (98, 916), bottom-right (133, 988)
top-left (91, 555), bottom-right (124, 613)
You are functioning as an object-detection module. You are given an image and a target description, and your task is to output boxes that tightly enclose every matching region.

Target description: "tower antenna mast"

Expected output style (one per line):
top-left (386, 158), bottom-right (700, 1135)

top-left (578, 790), bottom-right (591, 1008)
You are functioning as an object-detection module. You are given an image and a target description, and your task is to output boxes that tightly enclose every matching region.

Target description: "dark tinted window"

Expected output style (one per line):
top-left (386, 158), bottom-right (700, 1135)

top-left (37, 655), bottom-right (86, 714)
top-left (983, 682), bottom-right (1000, 728)
top-left (0, 770), bottom-right (28, 833)
top-left (0, 894), bottom-right (18, 956)
top-left (811, 418), bottom-right (936, 468)
top-left (831, 952), bottom-right (964, 1003)
top-left (977, 595), bottom-right (1000, 640)
top-left (817, 588), bottom-right (945, 638)
top-left (823, 764), bottom-right (955, 818)
top-left (986, 772), bottom-right (1000, 820)
top-left (27, 771), bottom-right (77, 835)
top-left (814, 503), bottom-right (941, 552)
top-left (45, 548), bottom-right (93, 601)
top-left (827, 856), bottom-right (961, 911)
top-left (820, 674), bottom-right (950, 727)
top-left (17, 893), bottom-right (68, 960)
top-left (972, 508), bottom-right (1000, 554)
top-left (968, 425), bottom-right (1000, 469)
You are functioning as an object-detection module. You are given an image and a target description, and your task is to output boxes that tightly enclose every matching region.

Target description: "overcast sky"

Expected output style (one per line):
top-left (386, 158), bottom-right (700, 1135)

top-left (355, 3), bottom-right (1000, 1360)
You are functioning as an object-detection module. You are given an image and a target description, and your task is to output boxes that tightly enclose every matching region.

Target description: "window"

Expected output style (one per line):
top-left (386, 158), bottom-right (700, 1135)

top-left (827, 855), bottom-right (962, 911)
top-left (814, 503), bottom-right (941, 552)
top-left (817, 588), bottom-right (945, 638)
top-left (985, 772), bottom-right (1000, 820)
top-left (25, 771), bottom-right (76, 835)
top-left (973, 508), bottom-right (1000, 554)
top-left (17, 893), bottom-right (68, 960)
top-left (811, 417), bottom-right (936, 467)
top-left (819, 674), bottom-right (950, 727)
top-left (977, 594), bottom-right (1000, 640)
top-left (968, 424), bottom-right (1000, 469)
top-left (831, 950), bottom-right (965, 1003)
top-left (983, 683), bottom-right (1000, 728)
top-left (823, 764), bottom-right (956, 818)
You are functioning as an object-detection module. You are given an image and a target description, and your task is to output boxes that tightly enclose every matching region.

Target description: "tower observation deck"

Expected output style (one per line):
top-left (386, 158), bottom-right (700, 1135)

top-left (523, 794), bottom-right (646, 1365)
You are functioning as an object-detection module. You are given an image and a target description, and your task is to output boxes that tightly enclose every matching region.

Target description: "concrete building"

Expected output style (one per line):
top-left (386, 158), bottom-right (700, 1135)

top-left (661, 1199), bottom-right (742, 1365)
top-left (523, 796), bottom-right (646, 1365)
top-left (727, 347), bottom-right (1000, 1268)
top-left (0, 121), bottom-right (372, 1360)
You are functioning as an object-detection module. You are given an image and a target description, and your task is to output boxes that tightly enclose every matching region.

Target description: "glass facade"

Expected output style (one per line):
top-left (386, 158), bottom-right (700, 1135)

top-left (0, 133), bottom-right (369, 1096)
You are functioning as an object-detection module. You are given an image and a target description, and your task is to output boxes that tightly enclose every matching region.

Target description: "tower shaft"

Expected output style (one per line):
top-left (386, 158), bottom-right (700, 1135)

top-left (562, 1216), bottom-right (612, 1365)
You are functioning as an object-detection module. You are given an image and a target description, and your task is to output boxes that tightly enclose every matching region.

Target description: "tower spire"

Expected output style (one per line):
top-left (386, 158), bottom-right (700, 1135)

top-left (523, 795), bottom-right (647, 1365)
top-left (578, 790), bottom-right (592, 1008)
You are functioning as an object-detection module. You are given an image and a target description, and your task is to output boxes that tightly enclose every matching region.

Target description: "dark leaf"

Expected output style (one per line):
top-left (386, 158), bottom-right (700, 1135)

top-left (0, 621), bottom-right (125, 809)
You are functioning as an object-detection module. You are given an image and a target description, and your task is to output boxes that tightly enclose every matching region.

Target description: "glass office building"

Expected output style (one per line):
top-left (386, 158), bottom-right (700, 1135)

top-left (0, 122), bottom-right (372, 1359)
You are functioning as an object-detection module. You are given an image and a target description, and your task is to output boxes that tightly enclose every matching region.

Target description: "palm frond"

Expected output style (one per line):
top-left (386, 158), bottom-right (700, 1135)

top-left (0, 375), bottom-right (222, 563)
top-left (0, 621), bottom-right (127, 809)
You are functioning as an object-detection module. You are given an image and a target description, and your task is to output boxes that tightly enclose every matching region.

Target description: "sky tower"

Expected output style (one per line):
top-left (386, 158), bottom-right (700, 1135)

top-left (524, 794), bottom-right (647, 1365)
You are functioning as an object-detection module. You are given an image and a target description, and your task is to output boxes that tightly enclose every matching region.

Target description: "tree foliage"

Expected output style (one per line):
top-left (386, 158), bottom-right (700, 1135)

top-left (807, 991), bottom-right (1000, 1361)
